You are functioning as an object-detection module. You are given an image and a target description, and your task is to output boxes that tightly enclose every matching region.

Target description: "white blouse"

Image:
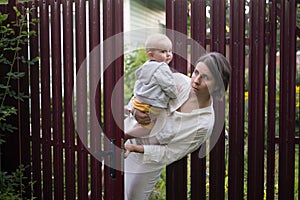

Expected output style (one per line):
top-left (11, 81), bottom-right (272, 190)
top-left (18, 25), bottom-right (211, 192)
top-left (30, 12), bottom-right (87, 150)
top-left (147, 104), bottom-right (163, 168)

top-left (124, 73), bottom-right (215, 173)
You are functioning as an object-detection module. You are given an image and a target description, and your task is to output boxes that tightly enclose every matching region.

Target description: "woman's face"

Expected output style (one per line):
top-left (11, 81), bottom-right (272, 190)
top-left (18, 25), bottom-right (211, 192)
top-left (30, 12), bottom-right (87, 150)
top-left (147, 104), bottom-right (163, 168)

top-left (191, 62), bottom-right (217, 96)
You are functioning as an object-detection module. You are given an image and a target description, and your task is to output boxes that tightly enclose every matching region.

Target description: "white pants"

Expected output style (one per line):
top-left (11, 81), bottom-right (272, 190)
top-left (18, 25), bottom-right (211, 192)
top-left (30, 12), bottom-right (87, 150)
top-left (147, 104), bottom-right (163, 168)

top-left (124, 152), bottom-right (163, 200)
top-left (124, 169), bottom-right (162, 200)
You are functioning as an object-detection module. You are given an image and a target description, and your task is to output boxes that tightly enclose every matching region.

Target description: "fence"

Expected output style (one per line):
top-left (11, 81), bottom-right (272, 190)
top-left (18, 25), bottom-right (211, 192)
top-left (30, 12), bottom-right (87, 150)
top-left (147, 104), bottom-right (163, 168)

top-left (0, 0), bottom-right (299, 199)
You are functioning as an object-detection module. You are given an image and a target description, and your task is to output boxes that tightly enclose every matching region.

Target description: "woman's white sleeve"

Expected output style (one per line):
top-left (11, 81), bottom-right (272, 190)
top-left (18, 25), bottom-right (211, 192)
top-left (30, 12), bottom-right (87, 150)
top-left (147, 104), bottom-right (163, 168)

top-left (143, 145), bottom-right (179, 165)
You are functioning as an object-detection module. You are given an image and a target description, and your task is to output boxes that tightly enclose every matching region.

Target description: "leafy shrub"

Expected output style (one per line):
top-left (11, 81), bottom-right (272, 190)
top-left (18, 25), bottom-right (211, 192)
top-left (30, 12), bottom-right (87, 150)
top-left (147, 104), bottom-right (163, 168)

top-left (0, 6), bottom-right (38, 199)
top-left (0, 165), bottom-right (35, 200)
top-left (124, 49), bottom-right (147, 104)
top-left (0, 7), bottom-right (38, 142)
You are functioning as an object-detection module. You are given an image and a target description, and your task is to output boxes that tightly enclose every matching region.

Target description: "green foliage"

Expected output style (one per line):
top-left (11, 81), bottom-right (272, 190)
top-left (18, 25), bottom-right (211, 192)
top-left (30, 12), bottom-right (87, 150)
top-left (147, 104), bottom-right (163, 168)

top-left (124, 49), bottom-right (147, 104)
top-left (0, 7), bottom-right (38, 144)
top-left (149, 167), bottom-right (166, 199)
top-left (0, 6), bottom-right (37, 200)
top-left (0, 165), bottom-right (35, 200)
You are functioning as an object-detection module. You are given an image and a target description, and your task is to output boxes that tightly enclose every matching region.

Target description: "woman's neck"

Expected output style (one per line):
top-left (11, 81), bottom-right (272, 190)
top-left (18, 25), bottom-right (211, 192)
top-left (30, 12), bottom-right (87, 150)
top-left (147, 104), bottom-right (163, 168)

top-left (178, 91), bottom-right (211, 113)
top-left (194, 91), bottom-right (211, 108)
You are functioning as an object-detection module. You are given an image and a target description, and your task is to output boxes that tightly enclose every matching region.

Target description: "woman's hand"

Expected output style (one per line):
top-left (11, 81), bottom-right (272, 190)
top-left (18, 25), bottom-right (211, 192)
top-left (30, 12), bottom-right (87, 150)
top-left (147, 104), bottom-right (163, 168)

top-left (133, 109), bottom-right (151, 125)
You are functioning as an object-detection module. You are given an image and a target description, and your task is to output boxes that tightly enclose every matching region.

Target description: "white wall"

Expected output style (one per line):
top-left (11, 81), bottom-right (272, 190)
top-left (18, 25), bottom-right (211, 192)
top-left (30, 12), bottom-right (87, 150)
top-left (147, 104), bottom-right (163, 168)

top-left (124, 0), bottom-right (166, 51)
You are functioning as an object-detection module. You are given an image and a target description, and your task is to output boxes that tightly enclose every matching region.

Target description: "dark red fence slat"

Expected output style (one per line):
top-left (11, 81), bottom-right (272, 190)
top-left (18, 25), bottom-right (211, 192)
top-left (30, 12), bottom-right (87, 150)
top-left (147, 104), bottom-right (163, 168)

top-left (166, 0), bottom-right (174, 32)
top-left (190, 0), bottom-right (206, 67)
top-left (190, 1), bottom-right (207, 199)
top-left (75, 1), bottom-right (88, 199)
top-left (278, 0), bottom-right (296, 199)
top-left (190, 152), bottom-right (206, 200)
top-left (63, 0), bottom-right (76, 199)
top-left (103, 1), bottom-right (116, 198)
top-left (50, 1), bottom-right (64, 199)
top-left (29, 1), bottom-right (42, 199)
top-left (103, 0), bottom-right (124, 199)
top-left (39, 1), bottom-right (52, 199)
top-left (113, 1), bottom-right (124, 198)
top-left (88, 0), bottom-right (103, 199)
top-left (170, 0), bottom-right (188, 74)
top-left (210, 0), bottom-right (226, 53)
top-left (266, 0), bottom-right (277, 199)
top-left (248, 0), bottom-right (266, 199)
top-left (209, 1), bottom-right (226, 199)
top-left (166, 0), bottom-right (188, 199)
top-left (228, 0), bottom-right (245, 199)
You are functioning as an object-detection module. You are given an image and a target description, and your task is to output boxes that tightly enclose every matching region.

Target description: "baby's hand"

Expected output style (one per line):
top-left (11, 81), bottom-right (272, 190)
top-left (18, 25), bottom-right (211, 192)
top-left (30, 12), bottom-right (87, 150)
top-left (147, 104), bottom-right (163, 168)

top-left (123, 144), bottom-right (136, 158)
top-left (124, 143), bottom-right (144, 154)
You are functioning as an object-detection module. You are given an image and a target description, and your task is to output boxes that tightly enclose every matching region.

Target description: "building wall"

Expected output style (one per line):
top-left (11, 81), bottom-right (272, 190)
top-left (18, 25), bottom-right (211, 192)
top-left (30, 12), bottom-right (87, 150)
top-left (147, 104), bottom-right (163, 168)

top-left (124, 0), bottom-right (166, 50)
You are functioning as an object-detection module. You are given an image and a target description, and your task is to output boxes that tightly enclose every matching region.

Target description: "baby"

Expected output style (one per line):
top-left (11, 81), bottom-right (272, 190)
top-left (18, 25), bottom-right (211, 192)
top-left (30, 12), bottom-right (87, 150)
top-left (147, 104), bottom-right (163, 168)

top-left (125, 33), bottom-right (177, 142)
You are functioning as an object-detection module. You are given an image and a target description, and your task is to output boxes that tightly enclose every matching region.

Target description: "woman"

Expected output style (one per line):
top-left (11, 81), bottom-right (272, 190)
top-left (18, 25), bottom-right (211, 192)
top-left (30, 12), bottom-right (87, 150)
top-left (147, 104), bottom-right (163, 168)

top-left (124, 52), bottom-right (231, 200)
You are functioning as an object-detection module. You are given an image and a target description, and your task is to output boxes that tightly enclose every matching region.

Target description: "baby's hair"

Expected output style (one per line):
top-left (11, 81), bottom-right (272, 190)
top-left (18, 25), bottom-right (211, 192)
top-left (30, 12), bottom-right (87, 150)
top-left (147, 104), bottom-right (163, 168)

top-left (145, 33), bottom-right (172, 52)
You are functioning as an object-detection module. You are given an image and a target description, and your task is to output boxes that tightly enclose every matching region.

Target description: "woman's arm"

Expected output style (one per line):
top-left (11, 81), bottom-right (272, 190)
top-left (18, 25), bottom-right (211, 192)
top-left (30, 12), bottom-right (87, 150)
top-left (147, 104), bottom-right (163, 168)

top-left (124, 142), bottom-right (180, 165)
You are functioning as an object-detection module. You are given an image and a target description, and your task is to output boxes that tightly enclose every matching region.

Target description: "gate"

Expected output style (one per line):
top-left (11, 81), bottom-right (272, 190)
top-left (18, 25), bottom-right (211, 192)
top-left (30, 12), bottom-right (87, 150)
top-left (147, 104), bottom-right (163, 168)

top-left (0, 0), bottom-right (299, 200)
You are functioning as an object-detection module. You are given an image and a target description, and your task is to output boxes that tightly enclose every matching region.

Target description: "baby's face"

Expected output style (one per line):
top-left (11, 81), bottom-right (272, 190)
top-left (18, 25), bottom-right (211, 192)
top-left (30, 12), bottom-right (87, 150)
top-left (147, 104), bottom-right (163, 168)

top-left (151, 49), bottom-right (173, 64)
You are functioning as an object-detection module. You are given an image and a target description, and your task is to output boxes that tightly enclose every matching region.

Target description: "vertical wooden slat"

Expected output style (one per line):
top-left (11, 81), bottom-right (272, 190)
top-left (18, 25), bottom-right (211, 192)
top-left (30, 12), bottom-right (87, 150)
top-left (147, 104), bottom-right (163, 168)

top-left (190, 0), bottom-right (206, 67)
top-left (103, 0), bottom-right (124, 199)
top-left (89, 0), bottom-right (103, 199)
top-left (210, 0), bottom-right (226, 52)
top-left (29, 1), bottom-right (42, 198)
top-left (228, 0), bottom-right (245, 199)
top-left (166, 0), bottom-right (174, 32)
top-left (75, 0), bottom-right (88, 199)
top-left (113, 1), bottom-right (124, 198)
top-left (248, 0), bottom-right (266, 199)
top-left (51, 0), bottom-right (63, 199)
top-left (103, 1), bottom-right (116, 198)
top-left (266, 0), bottom-right (277, 199)
top-left (190, 0), bottom-right (207, 199)
top-left (278, 0), bottom-right (296, 199)
top-left (209, 1), bottom-right (226, 199)
top-left (170, 0), bottom-right (187, 74)
top-left (166, 0), bottom-right (188, 199)
top-left (40, 1), bottom-right (52, 199)
top-left (63, 0), bottom-right (76, 199)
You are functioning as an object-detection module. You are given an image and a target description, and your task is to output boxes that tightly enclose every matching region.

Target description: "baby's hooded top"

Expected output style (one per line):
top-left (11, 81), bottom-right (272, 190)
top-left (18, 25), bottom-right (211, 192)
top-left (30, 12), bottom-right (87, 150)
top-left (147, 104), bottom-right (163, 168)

top-left (134, 60), bottom-right (177, 108)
